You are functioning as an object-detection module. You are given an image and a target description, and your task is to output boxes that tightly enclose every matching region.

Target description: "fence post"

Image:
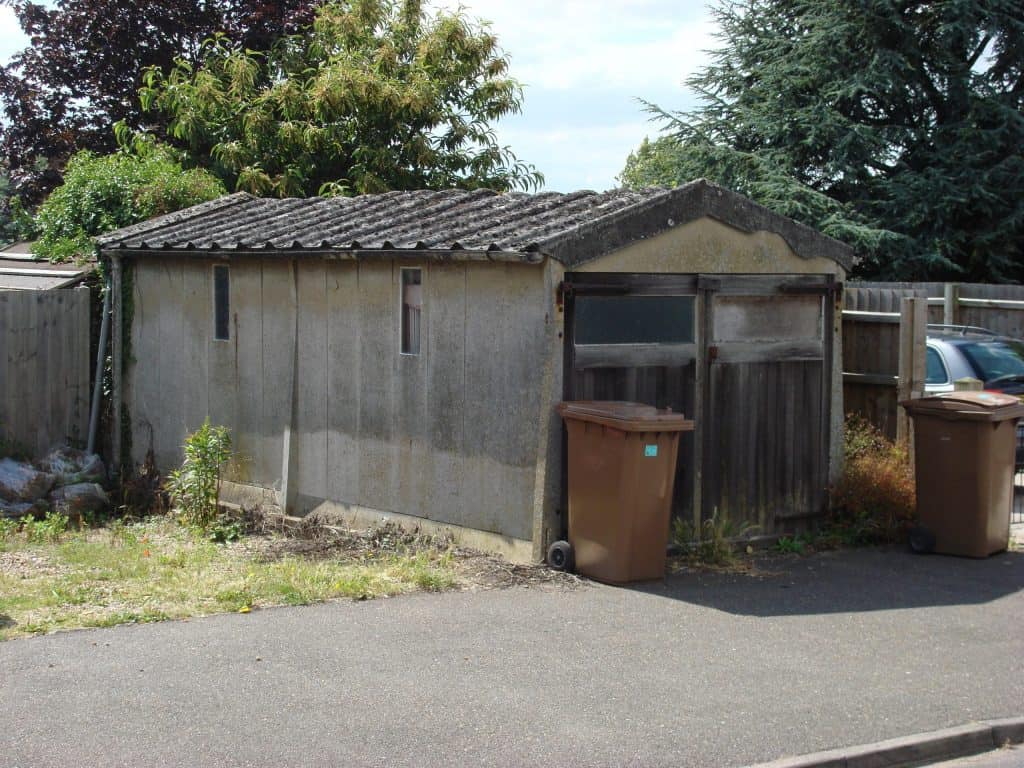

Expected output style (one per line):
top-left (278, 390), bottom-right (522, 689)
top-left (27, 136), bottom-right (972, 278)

top-left (111, 255), bottom-right (123, 478)
top-left (897, 296), bottom-right (927, 447)
top-left (943, 282), bottom-right (960, 327)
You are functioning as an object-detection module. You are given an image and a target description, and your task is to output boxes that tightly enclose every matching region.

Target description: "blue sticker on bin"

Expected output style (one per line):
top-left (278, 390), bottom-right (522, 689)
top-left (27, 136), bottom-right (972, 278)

top-left (644, 445), bottom-right (658, 457)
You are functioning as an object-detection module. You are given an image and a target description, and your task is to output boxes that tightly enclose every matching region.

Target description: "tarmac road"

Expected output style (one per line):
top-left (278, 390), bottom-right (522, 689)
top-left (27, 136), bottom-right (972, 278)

top-left (1, 547), bottom-right (1022, 768)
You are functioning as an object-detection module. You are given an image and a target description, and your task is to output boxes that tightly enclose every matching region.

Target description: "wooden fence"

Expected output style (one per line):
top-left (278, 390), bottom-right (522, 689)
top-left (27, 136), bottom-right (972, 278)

top-left (842, 287), bottom-right (927, 441)
top-left (0, 288), bottom-right (91, 457)
top-left (853, 281), bottom-right (1024, 338)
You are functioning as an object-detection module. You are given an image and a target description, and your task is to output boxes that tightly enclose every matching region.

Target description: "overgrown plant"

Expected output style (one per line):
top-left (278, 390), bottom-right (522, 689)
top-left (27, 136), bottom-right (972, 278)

top-left (775, 534), bottom-right (812, 555)
top-left (829, 415), bottom-right (915, 544)
top-left (671, 509), bottom-right (758, 568)
top-left (24, 511), bottom-right (70, 543)
top-left (167, 421), bottom-right (232, 530)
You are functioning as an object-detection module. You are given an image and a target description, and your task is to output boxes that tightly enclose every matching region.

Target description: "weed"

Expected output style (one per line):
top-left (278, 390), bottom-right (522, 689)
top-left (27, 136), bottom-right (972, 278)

top-left (24, 511), bottom-right (69, 543)
top-left (0, 518), bottom-right (18, 541)
top-left (166, 421), bottom-right (231, 530)
top-left (829, 415), bottom-right (915, 545)
top-left (775, 534), bottom-right (812, 555)
top-left (118, 450), bottom-right (166, 518)
top-left (207, 514), bottom-right (243, 544)
top-left (672, 509), bottom-right (758, 567)
top-left (0, 517), bottom-right (464, 640)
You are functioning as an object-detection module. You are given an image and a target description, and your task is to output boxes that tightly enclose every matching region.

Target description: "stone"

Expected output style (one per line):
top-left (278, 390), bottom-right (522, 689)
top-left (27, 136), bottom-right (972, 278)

top-left (0, 458), bottom-right (57, 502)
top-left (48, 483), bottom-right (110, 516)
top-left (0, 499), bottom-right (44, 519)
top-left (36, 447), bottom-right (106, 486)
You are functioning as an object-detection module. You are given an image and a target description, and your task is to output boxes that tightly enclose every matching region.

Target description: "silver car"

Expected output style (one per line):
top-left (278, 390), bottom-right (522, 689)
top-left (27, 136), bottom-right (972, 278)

top-left (925, 325), bottom-right (1024, 466)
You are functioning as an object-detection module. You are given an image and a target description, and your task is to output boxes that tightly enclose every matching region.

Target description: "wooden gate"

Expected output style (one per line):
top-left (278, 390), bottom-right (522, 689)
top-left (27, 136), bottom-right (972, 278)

top-left (699, 275), bottom-right (835, 531)
top-left (563, 273), bottom-right (836, 533)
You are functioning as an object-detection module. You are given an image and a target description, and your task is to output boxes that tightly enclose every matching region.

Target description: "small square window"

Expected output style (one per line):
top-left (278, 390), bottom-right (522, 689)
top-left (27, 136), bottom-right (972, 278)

top-left (400, 268), bottom-right (422, 356)
top-left (213, 265), bottom-right (230, 341)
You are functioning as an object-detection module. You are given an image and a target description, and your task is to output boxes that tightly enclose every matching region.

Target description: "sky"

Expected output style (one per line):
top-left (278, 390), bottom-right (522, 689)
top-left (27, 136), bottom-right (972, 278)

top-left (0, 1), bottom-right (716, 192)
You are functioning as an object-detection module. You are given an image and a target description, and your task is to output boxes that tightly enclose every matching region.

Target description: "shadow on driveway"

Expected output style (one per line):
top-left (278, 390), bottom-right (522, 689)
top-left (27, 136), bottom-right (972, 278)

top-left (632, 547), bottom-right (1024, 617)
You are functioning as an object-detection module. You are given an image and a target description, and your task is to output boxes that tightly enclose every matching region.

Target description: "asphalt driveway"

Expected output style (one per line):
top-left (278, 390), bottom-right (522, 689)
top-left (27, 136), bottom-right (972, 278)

top-left (2, 546), bottom-right (1022, 767)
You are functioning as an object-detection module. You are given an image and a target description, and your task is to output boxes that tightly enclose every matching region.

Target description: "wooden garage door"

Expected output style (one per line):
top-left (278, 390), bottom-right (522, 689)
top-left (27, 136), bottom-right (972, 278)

top-left (563, 273), bottom-right (837, 536)
top-left (699, 276), bottom-right (835, 530)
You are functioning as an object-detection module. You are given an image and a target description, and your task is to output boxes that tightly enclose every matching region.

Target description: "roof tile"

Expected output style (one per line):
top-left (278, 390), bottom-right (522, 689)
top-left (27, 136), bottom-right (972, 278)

top-left (96, 181), bottom-right (855, 270)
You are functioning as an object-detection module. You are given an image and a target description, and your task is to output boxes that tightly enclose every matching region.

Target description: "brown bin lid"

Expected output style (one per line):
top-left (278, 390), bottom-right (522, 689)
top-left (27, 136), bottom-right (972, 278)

top-left (901, 391), bottom-right (1024, 422)
top-left (557, 400), bottom-right (695, 432)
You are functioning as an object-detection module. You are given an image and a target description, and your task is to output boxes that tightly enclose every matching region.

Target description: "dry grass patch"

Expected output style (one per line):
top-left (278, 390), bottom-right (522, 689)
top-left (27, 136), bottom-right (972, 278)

top-left (0, 516), bottom-right (458, 640)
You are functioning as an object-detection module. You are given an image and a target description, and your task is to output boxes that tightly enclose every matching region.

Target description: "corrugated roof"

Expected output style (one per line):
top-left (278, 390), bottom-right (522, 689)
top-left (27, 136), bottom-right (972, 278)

top-left (96, 180), bottom-right (855, 269)
top-left (0, 243), bottom-right (96, 290)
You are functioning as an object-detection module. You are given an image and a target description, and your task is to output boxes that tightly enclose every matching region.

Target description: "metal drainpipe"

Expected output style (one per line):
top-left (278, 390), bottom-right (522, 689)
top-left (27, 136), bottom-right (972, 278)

top-left (86, 274), bottom-right (111, 456)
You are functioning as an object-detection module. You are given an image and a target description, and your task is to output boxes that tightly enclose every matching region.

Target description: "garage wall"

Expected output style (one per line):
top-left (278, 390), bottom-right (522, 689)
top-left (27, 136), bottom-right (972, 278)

top-left (576, 217), bottom-right (843, 277)
top-left (127, 256), bottom-right (554, 543)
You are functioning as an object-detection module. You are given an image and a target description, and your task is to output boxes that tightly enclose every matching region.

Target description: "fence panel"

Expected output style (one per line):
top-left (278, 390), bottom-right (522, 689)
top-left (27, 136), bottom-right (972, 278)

top-left (0, 288), bottom-right (91, 457)
top-left (853, 281), bottom-right (1024, 338)
top-left (842, 290), bottom-right (927, 441)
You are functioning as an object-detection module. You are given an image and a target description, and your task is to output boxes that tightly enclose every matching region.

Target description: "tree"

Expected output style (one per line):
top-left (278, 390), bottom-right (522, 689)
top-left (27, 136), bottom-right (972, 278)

top-left (623, 1), bottom-right (1024, 282)
top-left (138, 0), bottom-right (542, 197)
top-left (32, 142), bottom-right (225, 262)
top-left (0, 170), bottom-right (33, 247)
top-left (0, 0), bottom-right (319, 204)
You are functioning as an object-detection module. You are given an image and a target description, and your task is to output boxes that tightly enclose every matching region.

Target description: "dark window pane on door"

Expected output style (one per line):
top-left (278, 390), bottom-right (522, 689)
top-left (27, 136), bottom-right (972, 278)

top-left (574, 295), bottom-right (695, 345)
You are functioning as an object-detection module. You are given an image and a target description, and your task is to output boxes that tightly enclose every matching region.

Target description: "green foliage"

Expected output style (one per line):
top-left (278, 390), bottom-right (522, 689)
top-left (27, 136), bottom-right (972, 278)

top-left (139, 0), bottom-right (542, 197)
top-left (0, 172), bottom-right (36, 247)
top-left (774, 534), bottom-right (812, 556)
top-left (167, 421), bottom-right (232, 530)
top-left (32, 143), bottom-right (225, 262)
top-left (671, 510), bottom-right (758, 567)
top-left (1, 0), bottom-right (318, 206)
top-left (0, 518), bottom-right (19, 541)
top-left (206, 514), bottom-right (244, 544)
top-left (625, 0), bottom-right (1024, 282)
top-left (24, 511), bottom-right (70, 544)
top-left (829, 415), bottom-right (916, 545)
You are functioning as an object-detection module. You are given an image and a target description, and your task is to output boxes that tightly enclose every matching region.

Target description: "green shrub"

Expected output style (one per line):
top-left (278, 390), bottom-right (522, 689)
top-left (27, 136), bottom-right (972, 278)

top-left (0, 517), bottom-right (19, 540)
top-left (33, 141), bottom-right (224, 262)
top-left (24, 510), bottom-right (69, 543)
top-left (167, 421), bottom-right (232, 531)
top-left (829, 415), bottom-right (916, 544)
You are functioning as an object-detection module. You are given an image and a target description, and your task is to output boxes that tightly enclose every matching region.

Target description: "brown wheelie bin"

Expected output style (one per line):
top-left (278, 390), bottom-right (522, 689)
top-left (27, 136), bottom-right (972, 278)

top-left (902, 391), bottom-right (1024, 557)
top-left (551, 401), bottom-right (694, 583)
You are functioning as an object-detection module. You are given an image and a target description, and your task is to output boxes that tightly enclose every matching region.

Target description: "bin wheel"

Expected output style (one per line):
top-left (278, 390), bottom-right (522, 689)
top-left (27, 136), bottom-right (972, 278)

top-left (547, 540), bottom-right (574, 572)
top-left (909, 526), bottom-right (936, 555)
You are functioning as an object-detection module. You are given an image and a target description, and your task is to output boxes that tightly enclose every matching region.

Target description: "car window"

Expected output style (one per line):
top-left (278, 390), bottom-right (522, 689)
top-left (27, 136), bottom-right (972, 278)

top-left (925, 347), bottom-right (949, 385)
top-left (958, 341), bottom-right (1024, 382)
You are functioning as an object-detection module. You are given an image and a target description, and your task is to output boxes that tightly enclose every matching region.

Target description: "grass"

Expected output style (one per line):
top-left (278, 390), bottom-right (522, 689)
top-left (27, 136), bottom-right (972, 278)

top-left (670, 509), bottom-right (759, 570)
top-left (0, 516), bottom-right (458, 641)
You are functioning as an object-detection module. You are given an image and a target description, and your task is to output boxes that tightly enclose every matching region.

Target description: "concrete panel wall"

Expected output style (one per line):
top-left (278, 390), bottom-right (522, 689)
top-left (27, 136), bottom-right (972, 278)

top-left (127, 255), bottom-right (553, 544)
top-left (578, 217), bottom-right (843, 277)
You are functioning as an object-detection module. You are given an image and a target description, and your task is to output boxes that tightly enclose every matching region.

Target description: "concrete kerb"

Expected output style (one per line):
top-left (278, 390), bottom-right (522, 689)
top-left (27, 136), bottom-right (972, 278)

top-left (746, 717), bottom-right (1024, 768)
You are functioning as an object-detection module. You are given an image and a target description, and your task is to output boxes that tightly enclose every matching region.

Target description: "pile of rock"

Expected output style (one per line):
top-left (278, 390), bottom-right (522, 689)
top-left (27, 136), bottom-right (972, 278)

top-left (0, 447), bottom-right (109, 520)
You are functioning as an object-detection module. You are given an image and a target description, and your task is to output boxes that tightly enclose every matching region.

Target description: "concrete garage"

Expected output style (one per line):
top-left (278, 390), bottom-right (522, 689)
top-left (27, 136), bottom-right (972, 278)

top-left (98, 180), bottom-right (853, 561)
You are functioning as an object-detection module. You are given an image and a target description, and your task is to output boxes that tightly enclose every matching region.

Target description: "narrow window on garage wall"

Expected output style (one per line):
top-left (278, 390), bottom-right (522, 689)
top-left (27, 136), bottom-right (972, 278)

top-left (400, 267), bottom-right (422, 355)
top-left (213, 264), bottom-right (230, 341)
